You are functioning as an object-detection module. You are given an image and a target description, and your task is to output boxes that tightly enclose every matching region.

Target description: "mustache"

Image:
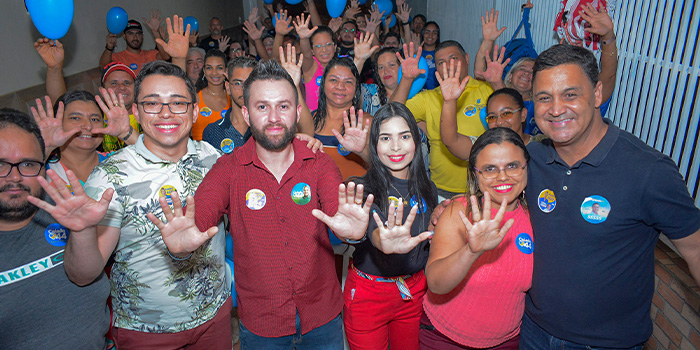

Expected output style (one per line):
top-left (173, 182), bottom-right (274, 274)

top-left (0, 184), bottom-right (31, 192)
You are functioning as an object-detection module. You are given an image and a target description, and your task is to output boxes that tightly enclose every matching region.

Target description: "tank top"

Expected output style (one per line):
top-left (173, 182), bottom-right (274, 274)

top-left (192, 90), bottom-right (231, 141)
top-left (304, 57), bottom-right (324, 111)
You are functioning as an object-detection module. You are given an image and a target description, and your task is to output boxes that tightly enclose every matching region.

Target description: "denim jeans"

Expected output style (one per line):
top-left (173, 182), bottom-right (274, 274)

top-left (519, 313), bottom-right (644, 350)
top-left (239, 312), bottom-right (343, 350)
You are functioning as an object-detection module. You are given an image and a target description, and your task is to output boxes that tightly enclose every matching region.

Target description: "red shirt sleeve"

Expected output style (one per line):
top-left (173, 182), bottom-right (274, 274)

top-left (195, 155), bottom-right (232, 231)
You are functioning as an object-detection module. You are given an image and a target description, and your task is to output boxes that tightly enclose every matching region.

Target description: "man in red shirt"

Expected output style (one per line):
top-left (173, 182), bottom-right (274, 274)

top-left (149, 59), bottom-right (373, 348)
top-left (100, 19), bottom-right (170, 75)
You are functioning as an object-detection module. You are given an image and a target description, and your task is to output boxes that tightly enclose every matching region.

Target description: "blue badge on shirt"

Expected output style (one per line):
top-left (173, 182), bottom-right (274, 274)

top-left (410, 195), bottom-right (427, 214)
top-left (580, 195), bottom-right (611, 224)
top-left (537, 189), bottom-right (556, 213)
top-left (291, 182), bottom-right (312, 205)
top-left (337, 143), bottom-right (351, 156)
top-left (220, 138), bottom-right (234, 153)
top-left (129, 63), bottom-right (138, 71)
top-left (463, 105), bottom-right (477, 117)
top-left (316, 76), bottom-right (322, 86)
top-left (515, 233), bottom-right (533, 254)
top-left (45, 223), bottom-right (69, 247)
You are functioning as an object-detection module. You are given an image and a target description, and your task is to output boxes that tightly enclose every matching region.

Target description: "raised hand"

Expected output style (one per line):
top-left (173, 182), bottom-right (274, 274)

top-left (188, 30), bottom-right (199, 47)
top-left (274, 10), bottom-right (293, 36)
top-left (481, 9), bottom-right (507, 42)
top-left (373, 201), bottom-right (434, 254)
top-left (312, 182), bottom-right (375, 241)
top-left (280, 44), bottom-right (303, 86)
top-left (397, 42), bottom-right (425, 79)
top-left (248, 6), bottom-right (260, 25)
top-left (105, 33), bottom-right (118, 51)
top-left (408, 30), bottom-right (421, 47)
top-left (243, 20), bottom-right (264, 41)
top-left (365, 5), bottom-right (385, 34)
top-left (156, 16), bottom-right (190, 60)
top-left (293, 13), bottom-right (317, 39)
top-left (579, 3), bottom-right (615, 41)
top-left (353, 32), bottom-right (380, 62)
top-left (329, 17), bottom-right (343, 33)
top-left (94, 87), bottom-right (132, 139)
top-left (395, 0), bottom-right (406, 6)
top-left (142, 9), bottom-right (163, 34)
top-left (217, 35), bottom-right (231, 52)
top-left (333, 106), bottom-right (370, 153)
top-left (147, 191), bottom-right (219, 255)
top-left (30, 96), bottom-right (79, 153)
top-left (344, 5), bottom-right (361, 21)
top-left (158, 24), bottom-right (169, 42)
top-left (27, 169), bottom-right (114, 232)
top-left (436, 57), bottom-right (469, 102)
top-left (474, 45), bottom-right (509, 85)
top-left (34, 38), bottom-right (64, 68)
top-left (396, 3), bottom-right (412, 24)
top-left (460, 193), bottom-right (514, 255)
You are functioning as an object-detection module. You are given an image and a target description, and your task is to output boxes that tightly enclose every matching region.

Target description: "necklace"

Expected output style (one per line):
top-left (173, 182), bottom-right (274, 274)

top-left (206, 87), bottom-right (223, 96)
top-left (389, 183), bottom-right (410, 205)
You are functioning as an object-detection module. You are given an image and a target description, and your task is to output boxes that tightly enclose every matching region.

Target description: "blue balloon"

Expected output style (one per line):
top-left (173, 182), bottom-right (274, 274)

top-left (373, 0), bottom-right (392, 16)
top-left (286, 0), bottom-right (304, 4)
top-left (327, 0), bottom-right (347, 18)
top-left (26, 0), bottom-right (74, 40)
top-left (183, 16), bottom-right (199, 34)
top-left (384, 14), bottom-right (396, 28)
top-left (105, 7), bottom-right (128, 34)
top-left (397, 56), bottom-right (429, 99)
top-left (264, 0), bottom-right (274, 4)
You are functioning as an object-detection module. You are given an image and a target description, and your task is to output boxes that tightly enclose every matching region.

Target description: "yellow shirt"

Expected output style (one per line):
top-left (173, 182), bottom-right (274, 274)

top-left (406, 78), bottom-right (493, 193)
top-left (102, 113), bottom-right (141, 152)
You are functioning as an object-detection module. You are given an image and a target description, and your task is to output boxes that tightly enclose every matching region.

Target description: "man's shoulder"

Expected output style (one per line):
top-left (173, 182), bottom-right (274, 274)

top-left (613, 128), bottom-right (668, 163)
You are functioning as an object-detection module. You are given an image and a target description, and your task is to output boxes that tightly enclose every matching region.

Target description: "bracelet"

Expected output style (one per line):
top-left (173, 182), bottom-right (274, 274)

top-left (601, 35), bottom-right (616, 46)
top-left (345, 235), bottom-right (367, 244)
top-left (122, 126), bottom-right (134, 141)
top-left (167, 247), bottom-right (193, 261)
top-left (105, 45), bottom-right (114, 52)
top-left (601, 49), bottom-right (617, 57)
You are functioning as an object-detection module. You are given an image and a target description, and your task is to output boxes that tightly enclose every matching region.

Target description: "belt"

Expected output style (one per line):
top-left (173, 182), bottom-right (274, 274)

top-left (352, 265), bottom-right (413, 301)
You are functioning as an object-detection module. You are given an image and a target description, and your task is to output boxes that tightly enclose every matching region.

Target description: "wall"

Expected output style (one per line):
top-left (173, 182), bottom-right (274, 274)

top-left (0, 0), bottom-right (244, 96)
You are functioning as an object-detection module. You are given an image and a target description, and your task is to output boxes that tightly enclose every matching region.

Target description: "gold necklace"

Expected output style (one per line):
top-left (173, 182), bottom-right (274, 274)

top-left (390, 183), bottom-right (410, 205)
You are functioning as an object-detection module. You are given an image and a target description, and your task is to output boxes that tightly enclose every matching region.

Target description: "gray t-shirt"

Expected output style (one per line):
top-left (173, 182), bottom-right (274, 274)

top-left (0, 209), bottom-right (110, 349)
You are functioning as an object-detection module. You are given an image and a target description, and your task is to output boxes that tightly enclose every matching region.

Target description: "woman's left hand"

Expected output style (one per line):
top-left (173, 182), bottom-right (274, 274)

top-left (373, 200), bottom-right (434, 254)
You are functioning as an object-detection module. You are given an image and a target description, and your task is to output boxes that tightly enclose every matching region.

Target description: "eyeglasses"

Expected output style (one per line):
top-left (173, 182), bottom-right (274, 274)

top-left (474, 162), bottom-right (527, 179)
top-left (0, 161), bottom-right (44, 177)
top-left (313, 42), bottom-right (335, 50)
top-left (230, 80), bottom-right (244, 90)
top-left (485, 108), bottom-right (522, 123)
top-left (137, 101), bottom-right (193, 114)
top-left (343, 28), bottom-right (356, 33)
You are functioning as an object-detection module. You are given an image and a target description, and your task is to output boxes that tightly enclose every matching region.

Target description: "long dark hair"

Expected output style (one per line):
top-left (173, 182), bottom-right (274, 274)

top-left (195, 49), bottom-right (227, 92)
top-left (466, 127), bottom-right (529, 213)
top-left (373, 47), bottom-right (400, 106)
top-left (314, 56), bottom-right (362, 132)
top-left (352, 102), bottom-right (436, 214)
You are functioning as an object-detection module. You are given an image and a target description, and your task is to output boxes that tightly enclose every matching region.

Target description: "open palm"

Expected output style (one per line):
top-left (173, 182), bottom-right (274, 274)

top-left (373, 202), bottom-right (433, 254)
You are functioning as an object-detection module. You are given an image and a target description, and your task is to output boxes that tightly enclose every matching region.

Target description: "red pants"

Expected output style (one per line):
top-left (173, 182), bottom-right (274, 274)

top-left (343, 266), bottom-right (427, 350)
top-left (113, 297), bottom-right (232, 350)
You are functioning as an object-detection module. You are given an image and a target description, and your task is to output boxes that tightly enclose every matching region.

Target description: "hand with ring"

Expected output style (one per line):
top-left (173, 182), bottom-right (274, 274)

top-left (372, 200), bottom-right (433, 254)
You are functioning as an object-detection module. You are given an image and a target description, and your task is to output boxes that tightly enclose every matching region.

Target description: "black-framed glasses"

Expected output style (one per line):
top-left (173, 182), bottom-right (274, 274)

top-left (343, 28), bottom-right (356, 33)
top-left (485, 108), bottom-right (522, 123)
top-left (0, 160), bottom-right (45, 177)
top-left (137, 101), bottom-right (193, 114)
top-left (474, 162), bottom-right (527, 179)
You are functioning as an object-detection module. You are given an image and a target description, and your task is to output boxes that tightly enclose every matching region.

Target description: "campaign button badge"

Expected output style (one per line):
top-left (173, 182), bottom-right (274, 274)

top-left (515, 232), bottom-right (533, 254)
top-left (537, 189), bottom-right (556, 213)
top-left (45, 223), bottom-right (69, 247)
top-left (246, 189), bottom-right (266, 210)
top-left (580, 195), bottom-right (610, 224)
top-left (200, 106), bottom-right (212, 117)
top-left (291, 182), bottom-right (312, 205)
top-left (337, 143), bottom-right (351, 156)
top-left (221, 138), bottom-right (234, 153)
top-left (129, 63), bottom-right (138, 70)
top-left (316, 76), bottom-right (322, 86)
top-left (388, 196), bottom-right (401, 208)
top-left (159, 185), bottom-right (176, 205)
top-left (463, 105), bottom-right (477, 117)
top-left (410, 195), bottom-right (427, 214)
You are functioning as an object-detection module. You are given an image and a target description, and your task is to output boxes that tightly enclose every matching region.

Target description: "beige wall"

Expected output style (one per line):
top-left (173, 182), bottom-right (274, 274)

top-left (0, 0), bottom-right (244, 96)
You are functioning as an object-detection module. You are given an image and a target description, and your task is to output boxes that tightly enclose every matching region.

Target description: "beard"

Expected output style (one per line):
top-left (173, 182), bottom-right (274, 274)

top-left (127, 39), bottom-right (143, 50)
top-left (341, 38), bottom-right (354, 47)
top-left (250, 119), bottom-right (298, 151)
top-left (0, 183), bottom-right (45, 222)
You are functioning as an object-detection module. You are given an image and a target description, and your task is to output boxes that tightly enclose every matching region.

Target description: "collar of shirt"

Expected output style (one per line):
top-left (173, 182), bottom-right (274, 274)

top-left (545, 118), bottom-right (619, 168)
top-left (133, 134), bottom-right (199, 163)
top-left (219, 109), bottom-right (233, 128)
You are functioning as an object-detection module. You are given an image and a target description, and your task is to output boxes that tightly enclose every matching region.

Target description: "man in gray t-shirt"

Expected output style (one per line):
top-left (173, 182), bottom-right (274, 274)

top-left (0, 108), bottom-right (110, 349)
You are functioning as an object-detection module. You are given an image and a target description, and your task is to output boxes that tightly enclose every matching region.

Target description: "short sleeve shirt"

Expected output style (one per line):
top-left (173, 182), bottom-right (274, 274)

top-left (112, 49), bottom-right (159, 75)
top-left (83, 136), bottom-right (230, 333)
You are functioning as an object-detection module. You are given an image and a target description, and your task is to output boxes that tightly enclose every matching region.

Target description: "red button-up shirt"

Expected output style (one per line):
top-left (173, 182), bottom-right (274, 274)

top-left (195, 138), bottom-right (343, 337)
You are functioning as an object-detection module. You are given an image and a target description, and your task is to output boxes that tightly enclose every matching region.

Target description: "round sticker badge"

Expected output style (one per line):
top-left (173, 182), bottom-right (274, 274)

top-left (159, 185), bottom-right (176, 205)
top-left (209, 41), bottom-right (215, 47)
top-left (220, 138), bottom-right (234, 154)
top-left (388, 196), bottom-right (401, 208)
top-left (316, 76), bottom-right (323, 86)
top-left (246, 189), bottom-right (266, 210)
top-left (200, 107), bottom-right (212, 117)
top-left (45, 223), bottom-right (69, 247)
top-left (463, 104), bottom-right (477, 117)
top-left (410, 195), bottom-right (427, 214)
top-left (129, 63), bottom-right (138, 71)
top-left (291, 183), bottom-right (312, 205)
top-left (537, 189), bottom-right (556, 213)
top-left (337, 143), bottom-right (351, 156)
top-left (515, 233), bottom-right (533, 254)
top-left (580, 195), bottom-right (611, 224)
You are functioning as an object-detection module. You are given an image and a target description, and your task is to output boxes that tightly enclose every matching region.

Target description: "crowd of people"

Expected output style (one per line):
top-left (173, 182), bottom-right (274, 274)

top-left (2, 1), bottom-right (700, 350)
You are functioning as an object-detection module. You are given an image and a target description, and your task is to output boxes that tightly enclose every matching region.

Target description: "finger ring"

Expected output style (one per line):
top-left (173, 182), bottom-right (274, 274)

top-left (355, 199), bottom-right (362, 205)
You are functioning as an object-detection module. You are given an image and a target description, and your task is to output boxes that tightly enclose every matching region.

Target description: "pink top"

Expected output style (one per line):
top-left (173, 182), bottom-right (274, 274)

top-left (304, 57), bottom-right (324, 111)
top-left (423, 197), bottom-right (533, 348)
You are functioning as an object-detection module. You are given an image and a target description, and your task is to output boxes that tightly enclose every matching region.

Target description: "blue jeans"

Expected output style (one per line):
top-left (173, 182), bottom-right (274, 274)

top-left (239, 312), bottom-right (343, 350)
top-left (519, 313), bottom-right (644, 350)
